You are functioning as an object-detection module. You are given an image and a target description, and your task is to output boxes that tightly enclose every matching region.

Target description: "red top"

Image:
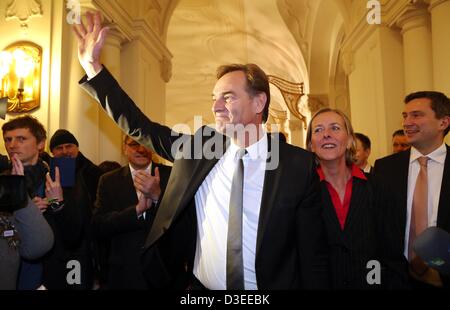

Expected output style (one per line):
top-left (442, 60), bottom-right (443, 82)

top-left (317, 164), bottom-right (367, 230)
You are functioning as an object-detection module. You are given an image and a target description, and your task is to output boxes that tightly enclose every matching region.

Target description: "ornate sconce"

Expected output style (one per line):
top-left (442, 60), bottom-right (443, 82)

top-left (0, 41), bottom-right (42, 113)
top-left (267, 75), bottom-right (307, 130)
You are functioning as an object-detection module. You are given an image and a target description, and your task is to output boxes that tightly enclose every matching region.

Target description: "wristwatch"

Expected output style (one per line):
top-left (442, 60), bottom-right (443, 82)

top-left (49, 200), bottom-right (65, 212)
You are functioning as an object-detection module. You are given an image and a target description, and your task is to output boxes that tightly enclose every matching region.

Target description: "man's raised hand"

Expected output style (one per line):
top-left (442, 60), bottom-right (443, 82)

top-left (72, 11), bottom-right (109, 78)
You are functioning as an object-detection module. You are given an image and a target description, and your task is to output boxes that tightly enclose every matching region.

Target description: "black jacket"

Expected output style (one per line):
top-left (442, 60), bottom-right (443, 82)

top-left (373, 146), bottom-right (450, 288)
top-left (93, 163), bottom-right (171, 289)
top-left (80, 68), bottom-right (329, 290)
top-left (42, 152), bottom-right (101, 290)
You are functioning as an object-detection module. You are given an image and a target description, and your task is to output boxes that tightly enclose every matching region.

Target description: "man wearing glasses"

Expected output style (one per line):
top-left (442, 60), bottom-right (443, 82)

top-left (92, 136), bottom-right (171, 289)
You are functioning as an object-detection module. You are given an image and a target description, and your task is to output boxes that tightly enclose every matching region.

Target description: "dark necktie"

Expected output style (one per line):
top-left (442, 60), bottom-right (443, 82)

top-left (226, 148), bottom-right (246, 290)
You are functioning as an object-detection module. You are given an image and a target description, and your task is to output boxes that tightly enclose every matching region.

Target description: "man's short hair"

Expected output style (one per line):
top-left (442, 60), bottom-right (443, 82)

top-left (216, 64), bottom-right (270, 123)
top-left (392, 129), bottom-right (405, 138)
top-left (354, 132), bottom-right (371, 150)
top-left (404, 91), bottom-right (450, 136)
top-left (2, 115), bottom-right (46, 143)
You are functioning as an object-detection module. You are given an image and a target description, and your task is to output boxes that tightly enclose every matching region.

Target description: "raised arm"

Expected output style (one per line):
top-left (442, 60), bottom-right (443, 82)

top-left (73, 11), bottom-right (189, 162)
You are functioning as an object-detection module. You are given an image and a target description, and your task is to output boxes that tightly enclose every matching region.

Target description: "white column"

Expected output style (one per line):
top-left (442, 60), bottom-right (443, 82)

top-left (429, 0), bottom-right (450, 95)
top-left (97, 27), bottom-right (125, 164)
top-left (397, 6), bottom-right (434, 94)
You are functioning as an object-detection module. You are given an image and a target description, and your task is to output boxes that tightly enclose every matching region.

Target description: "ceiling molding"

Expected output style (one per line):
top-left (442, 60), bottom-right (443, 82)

top-left (90, 0), bottom-right (172, 61)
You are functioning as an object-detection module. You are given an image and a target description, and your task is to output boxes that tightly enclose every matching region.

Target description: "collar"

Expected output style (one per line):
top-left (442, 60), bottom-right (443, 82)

top-left (129, 162), bottom-right (152, 176)
top-left (228, 131), bottom-right (268, 161)
top-left (410, 143), bottom-right (447, 165)
top-left (317, 163), bottom-right (367, 182)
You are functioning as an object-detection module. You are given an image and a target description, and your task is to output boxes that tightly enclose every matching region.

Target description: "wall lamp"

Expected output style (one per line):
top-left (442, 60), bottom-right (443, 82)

top-left (0, 41), bottom-right (42, 116)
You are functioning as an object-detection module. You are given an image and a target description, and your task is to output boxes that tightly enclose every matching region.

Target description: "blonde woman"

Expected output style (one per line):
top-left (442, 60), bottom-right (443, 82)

top-left (306, 108), bottom-right (406, 289)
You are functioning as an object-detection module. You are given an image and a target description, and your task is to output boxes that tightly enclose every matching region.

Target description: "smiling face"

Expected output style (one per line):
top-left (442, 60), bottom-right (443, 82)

top-left (402, 98), bottom-right (450, 154)
top-left (211, 70), bottom-right (265, 135)
top-left (310, 111), bottom-right (353, 164)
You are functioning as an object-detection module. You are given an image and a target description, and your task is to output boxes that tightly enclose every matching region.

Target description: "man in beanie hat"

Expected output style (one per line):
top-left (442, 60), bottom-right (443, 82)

top-left (42, 129), bottom-right (101, 289)
top-left (49, 129), bottom-right (79, 156)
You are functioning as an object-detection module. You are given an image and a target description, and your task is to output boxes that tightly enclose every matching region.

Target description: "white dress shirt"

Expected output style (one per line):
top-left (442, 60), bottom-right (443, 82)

top-left (193, 134), bottom-right (268, 290)
top-left (404, 143), bottom-right (446, 259)
top-left (362, 163), bottom-right (372, 174)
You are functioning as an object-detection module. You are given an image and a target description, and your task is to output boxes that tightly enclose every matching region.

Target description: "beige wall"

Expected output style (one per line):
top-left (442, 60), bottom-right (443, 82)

top-left (349, 27), bottom-right (405, 162)
top-left (346, 0), bottom-right (450, 161)
top-left (0, 0), bottom-right (61, 154)
top-left (121, 39), bottom-right (168, 164)
top-left (0, 0), bottom-right (169, 165)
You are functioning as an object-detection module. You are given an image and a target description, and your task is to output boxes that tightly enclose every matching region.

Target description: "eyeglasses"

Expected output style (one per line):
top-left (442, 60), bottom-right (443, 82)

top-left (125, 142), bottom-right (141, 150)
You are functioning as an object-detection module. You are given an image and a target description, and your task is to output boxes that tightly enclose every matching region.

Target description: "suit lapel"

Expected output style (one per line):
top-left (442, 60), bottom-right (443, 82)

top-left (397, 150), bottom-right (410, 234)
top-left (437, 145), bottom-right (450, 231)
top-left (145, 132), bottom-right (229, 248)
top-left (172, 134), bottom-right (230, 221)
top-left (319, 182), bottom-right (341, 229)
top-left (255, 135), bottom-right (281, 257)
top-left (121, 166), bottom-right (139, 204)
top-left (344, 178), bottom-right (365, 232)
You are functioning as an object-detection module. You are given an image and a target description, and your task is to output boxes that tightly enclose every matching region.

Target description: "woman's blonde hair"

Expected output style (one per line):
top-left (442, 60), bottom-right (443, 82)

top-left (306, 108), bottom-right (356, 166)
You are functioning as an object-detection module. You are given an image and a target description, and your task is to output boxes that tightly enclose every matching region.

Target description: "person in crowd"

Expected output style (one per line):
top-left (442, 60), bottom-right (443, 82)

top-left (93, 136), bottom-right (171, 289)
top-left (2, 115), bottom-right (50, 290)
top-left (0, 153), bottom-right (9, 173)
top-left (392, 129), bottom-right (410, 154)
top-left (354, 133), bottom-right (372, 174)
top-left (41, 129), bottom-right (101, 289)
top-left (373, 91), bottom-right (450, 289)
top-left (0, 175), bottom-right (54, 290)
top-left (306, 108), bottom-right (406, 289)
top-left (73, 11), bottom-right (328, 290)
top-left (98, 160), bottom-right (121, 175)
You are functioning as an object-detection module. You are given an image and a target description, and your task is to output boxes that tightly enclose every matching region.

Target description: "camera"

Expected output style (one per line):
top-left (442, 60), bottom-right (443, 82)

top-left (0, 175), bottom-right (28, 213)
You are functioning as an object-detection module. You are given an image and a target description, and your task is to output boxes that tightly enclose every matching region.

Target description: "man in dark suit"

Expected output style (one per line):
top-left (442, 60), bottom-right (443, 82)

top-left (92, 136), bottom-right (171, 289)
top-left (74, 11), bottom-right (328, 290)
top-left (373, 91), bottom-right (450, 288)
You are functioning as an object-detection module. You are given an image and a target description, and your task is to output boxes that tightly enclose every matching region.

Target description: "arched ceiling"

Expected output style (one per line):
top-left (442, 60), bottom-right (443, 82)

top-left (166, 0), bottom-right (348, 128)
top-left (165, 0), bottom-right (308, 130)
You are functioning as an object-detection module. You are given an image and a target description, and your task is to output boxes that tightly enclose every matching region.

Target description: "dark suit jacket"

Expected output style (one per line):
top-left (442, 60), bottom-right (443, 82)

top-left (80, 68), bottom-right (329, 290)
top-left (93, 163), bottom-right (171, 289)
top-left (0, 154), bottom-right (9, 174)
top-left (373, 146), bottom-right (450, 287)
top-left (320, 171), bottom-right (406, 289)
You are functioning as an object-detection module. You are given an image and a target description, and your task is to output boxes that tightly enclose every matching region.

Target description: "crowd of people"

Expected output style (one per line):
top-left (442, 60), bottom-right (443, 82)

top-left (1, 10), bottom-right (449, 290)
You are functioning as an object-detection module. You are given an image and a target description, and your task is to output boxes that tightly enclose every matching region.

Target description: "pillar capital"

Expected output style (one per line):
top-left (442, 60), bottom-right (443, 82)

top-left (429, 0), bottom-right (450, 12)
top-left (397, 5), bottom-right (430, 34)
top-left (103, 24), bottom-right (126, 49)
